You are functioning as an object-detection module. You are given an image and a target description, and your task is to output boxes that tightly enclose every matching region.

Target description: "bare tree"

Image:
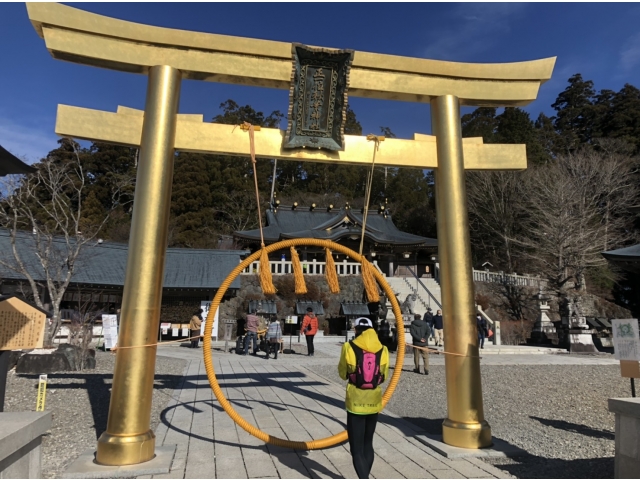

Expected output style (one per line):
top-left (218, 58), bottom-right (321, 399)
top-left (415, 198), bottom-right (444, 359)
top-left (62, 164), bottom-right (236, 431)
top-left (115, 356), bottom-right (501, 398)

top-left (467, 171), bottom-right (527, 272)
top-left (0, 141), bottom-right (130, 346)
top-left (515, 147), bottom-right (638, 293)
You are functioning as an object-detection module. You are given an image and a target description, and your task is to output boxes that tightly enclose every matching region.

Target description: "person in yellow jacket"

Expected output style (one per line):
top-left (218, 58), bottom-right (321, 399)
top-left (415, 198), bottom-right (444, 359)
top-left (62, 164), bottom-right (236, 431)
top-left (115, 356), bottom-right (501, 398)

top-left (338, 317), bottom-right (389, 479)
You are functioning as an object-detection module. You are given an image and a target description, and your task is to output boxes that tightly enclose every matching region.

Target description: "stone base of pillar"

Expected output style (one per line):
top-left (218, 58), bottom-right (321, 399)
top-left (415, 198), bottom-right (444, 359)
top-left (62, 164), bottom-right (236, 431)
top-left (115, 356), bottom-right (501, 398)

top-left (568, 329), bottom-right (599, 353)
top-left (530, 324), bottom-right (558, 345)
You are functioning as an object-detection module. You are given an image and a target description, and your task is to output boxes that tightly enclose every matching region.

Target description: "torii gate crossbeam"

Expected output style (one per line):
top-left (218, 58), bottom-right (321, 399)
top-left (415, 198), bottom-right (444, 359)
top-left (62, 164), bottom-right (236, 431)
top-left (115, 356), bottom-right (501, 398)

top-left (26, 2), bottom-right (555, 466)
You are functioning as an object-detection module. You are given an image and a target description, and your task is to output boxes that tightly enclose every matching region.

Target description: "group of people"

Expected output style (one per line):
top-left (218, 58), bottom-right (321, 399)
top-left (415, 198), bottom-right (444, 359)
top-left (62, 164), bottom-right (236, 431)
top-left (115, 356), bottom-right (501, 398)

top-left (242, 309), bottom-right (283, 359)
top-left (241, 306), bottom-right (319, 359)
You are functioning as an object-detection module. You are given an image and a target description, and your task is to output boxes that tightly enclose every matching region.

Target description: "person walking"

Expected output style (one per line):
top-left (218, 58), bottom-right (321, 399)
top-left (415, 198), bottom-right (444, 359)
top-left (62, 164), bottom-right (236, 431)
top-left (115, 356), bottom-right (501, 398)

top-left (301, 307), bottom-right (318, 357)
top-left (189, 309), bottom-right (203, 348)
top-left (410, 313), bottom-right (430, 375)
top-left (432, 309), bottom-right (444, 347)
top-left (265, 317), bottom-right (282, 360)
top-left (423, 308), bottom-right (434, 344)
top-left (244, 309), bottom-right (260, 355)
top-left (338, 318), bottom-right (389, 479)
top-left (477, 313), bottom-right (487, 349)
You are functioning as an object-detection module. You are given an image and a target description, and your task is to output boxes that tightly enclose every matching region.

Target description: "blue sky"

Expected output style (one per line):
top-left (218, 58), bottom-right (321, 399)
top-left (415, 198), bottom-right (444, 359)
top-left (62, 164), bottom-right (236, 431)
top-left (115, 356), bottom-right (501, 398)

top-left (1, 2), bottom-right (640, 163)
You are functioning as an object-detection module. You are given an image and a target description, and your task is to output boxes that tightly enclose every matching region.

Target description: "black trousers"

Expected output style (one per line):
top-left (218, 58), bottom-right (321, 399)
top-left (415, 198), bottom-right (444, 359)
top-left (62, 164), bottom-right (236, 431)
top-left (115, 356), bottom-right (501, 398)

top-left (305, 334), bottom-right (315, 355)
top-left (190, 329), bottom-right (200, 348)
top-left (266, 341), bottom-right (279, 359)
top-left (347, 412), bottom-right (378, 479)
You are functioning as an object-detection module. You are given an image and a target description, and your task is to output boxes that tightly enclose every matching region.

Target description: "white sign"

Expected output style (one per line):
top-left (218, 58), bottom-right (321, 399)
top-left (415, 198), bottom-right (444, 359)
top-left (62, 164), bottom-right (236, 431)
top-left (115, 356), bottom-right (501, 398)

top-left (200, 300), bottom-right (219, 340)
top-left (160, 322), bottom-right (170, 335)
top-left (181, 327), bottom-right (189, 337)
top-left (285, 316), bottom-right (298, 324)
top-left (102, 315), bottom-right (118, 349)
top-left (612, 319), bottom-right (640, 361)
top-left (172, 328), bottom-right (179, 337)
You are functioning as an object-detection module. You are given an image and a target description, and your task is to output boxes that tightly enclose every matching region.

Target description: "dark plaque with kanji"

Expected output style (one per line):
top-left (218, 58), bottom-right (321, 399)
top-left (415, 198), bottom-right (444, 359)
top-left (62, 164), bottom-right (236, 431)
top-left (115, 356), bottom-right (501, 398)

top-left (283, 44), bottom-right (354, 151)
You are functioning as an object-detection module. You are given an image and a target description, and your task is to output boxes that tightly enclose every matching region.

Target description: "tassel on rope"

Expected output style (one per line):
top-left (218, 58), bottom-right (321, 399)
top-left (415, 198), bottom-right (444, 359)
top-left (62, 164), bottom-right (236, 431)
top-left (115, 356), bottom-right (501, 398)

top-left (325, 248), bottom-right (340, 294)
top-left (290, 246), bottom-right (308, 295)
top-left (259, 247), bottom-right (276, 295)
top-left (360, 258), bottom-right (380, 302)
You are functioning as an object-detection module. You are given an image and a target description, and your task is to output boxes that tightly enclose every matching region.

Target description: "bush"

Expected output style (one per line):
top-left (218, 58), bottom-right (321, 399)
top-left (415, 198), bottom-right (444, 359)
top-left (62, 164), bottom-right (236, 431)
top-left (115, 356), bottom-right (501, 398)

top-left (500, 320), bottom-right (534, 345)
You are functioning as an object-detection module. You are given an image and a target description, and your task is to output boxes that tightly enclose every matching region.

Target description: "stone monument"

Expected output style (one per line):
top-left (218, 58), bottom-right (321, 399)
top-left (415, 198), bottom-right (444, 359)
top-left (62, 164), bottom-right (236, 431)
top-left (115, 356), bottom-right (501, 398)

top-left (567, 296), bottom-right (599, 353)
top-left (530, 288), bottom-right (557, 344)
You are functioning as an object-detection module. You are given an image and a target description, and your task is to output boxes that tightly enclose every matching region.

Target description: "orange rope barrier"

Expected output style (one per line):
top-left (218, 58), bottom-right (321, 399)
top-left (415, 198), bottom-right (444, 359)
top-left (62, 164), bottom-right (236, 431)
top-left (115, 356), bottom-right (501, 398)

top-left (404, 343), bottom-right (481, 358)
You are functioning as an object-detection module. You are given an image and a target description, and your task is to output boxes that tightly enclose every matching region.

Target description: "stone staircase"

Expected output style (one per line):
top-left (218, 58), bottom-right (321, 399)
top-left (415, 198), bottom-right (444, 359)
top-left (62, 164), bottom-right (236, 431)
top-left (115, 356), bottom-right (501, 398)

top-left (384, 276), bottom-right (442, 314)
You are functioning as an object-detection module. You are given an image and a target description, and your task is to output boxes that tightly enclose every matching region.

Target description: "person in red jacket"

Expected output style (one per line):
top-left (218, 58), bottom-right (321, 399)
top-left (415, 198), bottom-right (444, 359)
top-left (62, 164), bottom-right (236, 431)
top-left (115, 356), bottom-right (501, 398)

top-left (301, 307), bottom-right (318, 356)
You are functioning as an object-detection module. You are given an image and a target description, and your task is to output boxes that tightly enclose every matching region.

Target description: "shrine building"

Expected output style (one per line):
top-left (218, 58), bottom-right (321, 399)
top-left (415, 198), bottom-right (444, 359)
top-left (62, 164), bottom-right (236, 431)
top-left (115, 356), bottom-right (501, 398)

top-left (234, 202), bottom-right (438, 278)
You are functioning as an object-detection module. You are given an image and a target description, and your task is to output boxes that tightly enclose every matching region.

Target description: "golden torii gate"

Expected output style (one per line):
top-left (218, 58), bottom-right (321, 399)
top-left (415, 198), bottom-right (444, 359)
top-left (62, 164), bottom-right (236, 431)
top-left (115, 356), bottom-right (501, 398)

top-left (27, 2), bottom-right (555, 466)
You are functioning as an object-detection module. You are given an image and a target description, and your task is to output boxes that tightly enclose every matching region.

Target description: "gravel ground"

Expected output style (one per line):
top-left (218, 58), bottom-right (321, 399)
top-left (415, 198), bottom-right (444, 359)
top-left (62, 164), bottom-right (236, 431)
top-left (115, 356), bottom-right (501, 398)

top-left (4, 351), bottom-right (186, 479)
top-left (313, 359), bottom-right (630, 479)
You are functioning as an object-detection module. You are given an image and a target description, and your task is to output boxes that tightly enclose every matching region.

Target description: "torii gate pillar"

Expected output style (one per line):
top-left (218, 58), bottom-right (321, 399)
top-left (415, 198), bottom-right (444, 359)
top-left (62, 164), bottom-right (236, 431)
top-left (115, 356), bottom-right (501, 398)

top-left (432, 95), bottom-right (490, 447)
top-left (96, 65), bottom-right (181, 465)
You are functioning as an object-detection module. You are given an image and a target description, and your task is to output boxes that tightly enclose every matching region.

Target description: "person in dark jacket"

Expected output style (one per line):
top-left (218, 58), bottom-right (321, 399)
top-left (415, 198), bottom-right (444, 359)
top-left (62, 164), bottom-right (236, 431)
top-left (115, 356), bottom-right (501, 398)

top-left (410, 313), bottom-right (430, 375)
top-left (432, 310), bottom-right (444, 347)
top-left (477, 313), bottom-right (487, 349)
top-left (423, 308), bottom-right (434, 344)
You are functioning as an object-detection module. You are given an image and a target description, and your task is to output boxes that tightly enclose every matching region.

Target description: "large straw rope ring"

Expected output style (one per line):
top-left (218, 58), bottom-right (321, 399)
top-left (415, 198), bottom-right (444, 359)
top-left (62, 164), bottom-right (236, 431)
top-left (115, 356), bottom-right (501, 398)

top-left (203, 238), bottom-right (405, 450)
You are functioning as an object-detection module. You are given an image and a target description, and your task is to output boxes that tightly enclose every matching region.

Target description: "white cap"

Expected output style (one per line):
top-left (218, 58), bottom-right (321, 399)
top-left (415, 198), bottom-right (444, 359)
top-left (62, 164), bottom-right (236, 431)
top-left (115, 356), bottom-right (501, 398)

top-left (354, 317), bottom-right (373, 328)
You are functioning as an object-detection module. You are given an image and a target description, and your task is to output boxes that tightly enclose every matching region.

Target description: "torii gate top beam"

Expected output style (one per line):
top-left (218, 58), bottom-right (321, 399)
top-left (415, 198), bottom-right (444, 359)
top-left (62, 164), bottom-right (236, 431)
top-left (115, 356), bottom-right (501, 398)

top-left (27, 3), bottom-right (555, 107)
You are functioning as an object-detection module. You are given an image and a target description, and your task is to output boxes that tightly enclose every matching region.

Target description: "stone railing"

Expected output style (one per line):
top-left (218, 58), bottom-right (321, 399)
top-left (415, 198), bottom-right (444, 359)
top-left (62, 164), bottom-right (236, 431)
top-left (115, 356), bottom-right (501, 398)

top-left (473, 270), bottom-right (543, 287)
top-left (241, 259), bottom-right (382, 277)
top-left (435, 263), bottom-right (543, 287)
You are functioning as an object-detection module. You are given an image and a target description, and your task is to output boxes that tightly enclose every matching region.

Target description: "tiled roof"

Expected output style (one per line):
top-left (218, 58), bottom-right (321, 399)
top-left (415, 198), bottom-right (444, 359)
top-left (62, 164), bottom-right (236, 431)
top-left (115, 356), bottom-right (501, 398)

top-left (235, 207), bottom-right (437, 247)
top-left (0, 229), bottom-right (248, 289)
top-left (339, 302), bottom-right (371, 316)
top-left (602, 243), bottom-right (640, 273)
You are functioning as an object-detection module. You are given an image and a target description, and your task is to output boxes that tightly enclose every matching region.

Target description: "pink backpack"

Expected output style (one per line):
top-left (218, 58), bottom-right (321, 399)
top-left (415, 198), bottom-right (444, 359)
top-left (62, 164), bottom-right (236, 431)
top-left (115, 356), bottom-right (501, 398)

top-left (348, 342), bottom-right (383, 389)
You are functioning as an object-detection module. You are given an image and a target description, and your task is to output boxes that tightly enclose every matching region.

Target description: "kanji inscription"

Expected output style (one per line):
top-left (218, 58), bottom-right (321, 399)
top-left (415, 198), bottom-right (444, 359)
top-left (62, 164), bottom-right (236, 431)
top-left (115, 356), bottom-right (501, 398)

top-left (284, 43), bottom-right (354, 151)
top-left (0, 302), bottom-right (46, 350)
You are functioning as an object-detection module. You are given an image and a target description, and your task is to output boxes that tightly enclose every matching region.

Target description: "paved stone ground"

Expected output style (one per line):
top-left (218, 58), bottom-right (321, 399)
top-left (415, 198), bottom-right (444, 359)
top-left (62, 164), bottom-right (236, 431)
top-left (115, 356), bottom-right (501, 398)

top-left (140, 343), bottom-right (514, 479)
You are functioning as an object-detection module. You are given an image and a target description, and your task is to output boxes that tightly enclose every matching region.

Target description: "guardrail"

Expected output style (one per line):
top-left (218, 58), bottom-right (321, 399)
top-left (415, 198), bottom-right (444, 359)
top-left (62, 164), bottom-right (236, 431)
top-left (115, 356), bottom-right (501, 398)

top-left (406, 266), bottom-right (443, 310)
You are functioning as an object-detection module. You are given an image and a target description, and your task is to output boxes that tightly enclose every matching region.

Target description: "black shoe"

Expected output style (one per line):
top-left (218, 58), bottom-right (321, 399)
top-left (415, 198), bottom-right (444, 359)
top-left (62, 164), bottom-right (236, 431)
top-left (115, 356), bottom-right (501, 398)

top-left (251, 352), bottom-right (258, 356)
top-left (413, 368), bottom-right (420, 374)
top-left (424, 370), bottom-right (429, 375)
top-left (265, 356), bottom-right (270, 360)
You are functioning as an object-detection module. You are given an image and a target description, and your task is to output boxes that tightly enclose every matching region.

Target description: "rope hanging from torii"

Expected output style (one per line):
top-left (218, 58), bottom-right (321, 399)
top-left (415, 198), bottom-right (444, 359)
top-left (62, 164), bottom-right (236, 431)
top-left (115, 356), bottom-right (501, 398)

top-left (240, 122), bottom-right (384, 302)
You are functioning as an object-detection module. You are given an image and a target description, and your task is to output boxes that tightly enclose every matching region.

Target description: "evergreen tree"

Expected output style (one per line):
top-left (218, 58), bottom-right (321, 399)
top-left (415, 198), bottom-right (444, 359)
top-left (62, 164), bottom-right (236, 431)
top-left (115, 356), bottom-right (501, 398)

top-left (461, 107), bottom-right (498, 142)
top-left (496, 108), bottom-right (550, 166)
top-left (598, 84), bottom-right (640, 153)
top-left (551, 74), bottom-right (596, 152)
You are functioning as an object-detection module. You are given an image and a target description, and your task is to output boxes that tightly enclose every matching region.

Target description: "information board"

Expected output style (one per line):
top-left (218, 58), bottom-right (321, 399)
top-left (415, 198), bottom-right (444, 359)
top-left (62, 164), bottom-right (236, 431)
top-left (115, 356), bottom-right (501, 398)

top-left (612, 319), bottom-right (640, 361)
top-left (0, 298), bottom-right (46, 350)
top-left (200, 300), bottom-right (219, 340)
top-left (102, 314), bottom-right (119, 349)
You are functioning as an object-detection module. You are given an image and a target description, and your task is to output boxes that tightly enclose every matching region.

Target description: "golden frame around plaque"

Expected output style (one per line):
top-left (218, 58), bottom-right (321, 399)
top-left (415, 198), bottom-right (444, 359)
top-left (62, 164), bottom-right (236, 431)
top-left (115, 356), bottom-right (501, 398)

top-left (26, 2), bottom-right (555, 465)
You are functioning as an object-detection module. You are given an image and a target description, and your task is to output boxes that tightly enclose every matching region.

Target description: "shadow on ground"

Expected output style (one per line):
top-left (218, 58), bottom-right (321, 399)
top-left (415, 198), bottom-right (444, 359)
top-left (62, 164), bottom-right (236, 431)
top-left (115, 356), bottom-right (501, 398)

top-left (18, 372), bottom-right (183, 439)
top-left (529, 416), bottom-right (615, 440)
top-left (489, 456), bottom-right (614, 479)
